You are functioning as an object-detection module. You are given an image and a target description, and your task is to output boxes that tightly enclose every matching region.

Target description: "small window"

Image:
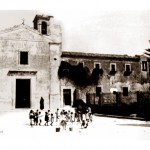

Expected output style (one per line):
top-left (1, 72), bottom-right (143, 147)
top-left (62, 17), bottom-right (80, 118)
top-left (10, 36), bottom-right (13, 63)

top-left (78, 62), bottom-right (84, 68)
top-left (123, 87), bottom-right (128, 96)
top-left (96, 87), bottom-right (101, 96)
top-left (125, 64), bottom-right (131, 72)
top-left (20, 51), bottom-right (28, 65)
top-left (95, 64), bottom-right (99, 69)
top-left (41, 21), bottom-right (47, 35)
top-left (94, 63), bottom-right (101, 69)
top-left (142, 61), bottom-right (147, 71)
top-left (110, 63), bottom-right (116, 71)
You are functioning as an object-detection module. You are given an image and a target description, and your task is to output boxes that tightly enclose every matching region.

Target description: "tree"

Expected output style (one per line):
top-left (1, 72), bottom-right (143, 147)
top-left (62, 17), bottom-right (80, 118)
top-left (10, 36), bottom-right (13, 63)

top-left (144, 49), bottom-right (150, 57)
top-left (58, 61), bottom-right (103, 87)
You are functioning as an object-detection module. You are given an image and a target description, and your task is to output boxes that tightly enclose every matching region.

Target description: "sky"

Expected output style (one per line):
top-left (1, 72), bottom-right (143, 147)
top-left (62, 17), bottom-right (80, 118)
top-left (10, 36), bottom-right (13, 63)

top-left (0, 0), bottom-right (150, 56)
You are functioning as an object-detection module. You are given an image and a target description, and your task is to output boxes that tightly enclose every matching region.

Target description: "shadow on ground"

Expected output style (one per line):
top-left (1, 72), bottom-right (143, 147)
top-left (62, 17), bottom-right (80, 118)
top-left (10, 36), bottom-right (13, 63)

top-left (117, 123), bottom-right (150, 127)
top-left (91, 104), bottom-right (150, 121)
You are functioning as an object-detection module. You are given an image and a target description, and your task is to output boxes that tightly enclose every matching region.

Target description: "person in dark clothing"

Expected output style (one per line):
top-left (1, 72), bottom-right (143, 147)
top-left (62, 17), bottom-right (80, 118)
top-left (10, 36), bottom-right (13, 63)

top-left (81, 120), bottom-right (86, 129)
top-left (55, 108), bottom-right (59, 122)
top-left (44, 112), bottom-right (49, 126)
top-left (77, 104), bottom-right (83, 122)
top-left (38, 112), bottom-right (43, 126)
top-left (81, 120), bottom-right (88, 129)
top-left (85, 119), bottom-right (89, 128)
top-left (40, 97), bottom-right (44, 110)
top-left (48, 110), bottom-right (51, 124)
top-left (34, 109), bottom-right (39, 125)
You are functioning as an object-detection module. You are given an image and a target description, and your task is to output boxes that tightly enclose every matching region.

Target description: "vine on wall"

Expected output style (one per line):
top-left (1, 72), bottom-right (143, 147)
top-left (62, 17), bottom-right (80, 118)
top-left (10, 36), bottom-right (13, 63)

top-left (58, 61), bottom-right (103, 87)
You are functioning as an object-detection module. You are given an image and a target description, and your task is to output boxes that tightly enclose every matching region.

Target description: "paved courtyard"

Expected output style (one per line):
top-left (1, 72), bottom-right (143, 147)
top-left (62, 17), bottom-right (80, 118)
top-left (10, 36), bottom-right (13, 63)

top-left (0, 110), bottom-right (150, 150)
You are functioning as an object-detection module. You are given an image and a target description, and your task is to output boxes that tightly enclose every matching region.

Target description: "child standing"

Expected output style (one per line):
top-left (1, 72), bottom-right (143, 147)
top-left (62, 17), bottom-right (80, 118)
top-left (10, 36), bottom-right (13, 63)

top-left (50, 113), bottom-right (54, 126)
top-left (60, 112), bottom-right (67, 130)
top-left (60, 109), bottom-right (64, 120)
top-left (55, 108), bottom-right (59, 122)
top-left (67, 110), bottom-right (71, 122)
top-left (70, 112), bottom-right (74, 123)
top-left (38, 112), bottom-right (43, 126)
top-left (29, 110), bottom-right (34, 127)
top-left (74, 110), bottom-right (78, 122)
top-left (81, 120), bottom-right (86, 129)
top-left (85, 119), bottom-right (89, 128)
top-left (34, 110), bottom-right (39, 125)
top-left (44, 112), bottom-right (49, 126)
top-left (48, 110), bottom-right (51, 125)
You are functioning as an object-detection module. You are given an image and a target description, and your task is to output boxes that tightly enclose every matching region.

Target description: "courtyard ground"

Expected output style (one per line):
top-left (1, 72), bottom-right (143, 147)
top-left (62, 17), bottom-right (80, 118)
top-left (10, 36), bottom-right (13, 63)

top-left (0, 109), bottom-right (150, 150)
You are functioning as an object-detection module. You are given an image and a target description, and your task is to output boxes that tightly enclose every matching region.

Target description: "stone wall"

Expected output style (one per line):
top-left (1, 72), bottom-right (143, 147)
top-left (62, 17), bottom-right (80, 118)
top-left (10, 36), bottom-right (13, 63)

top-left (120, 92), bottom-right (137, 104)
top-left (60, 53), bottom-right (149, 106)
top-left (0, 16), bottom-right (62, 110)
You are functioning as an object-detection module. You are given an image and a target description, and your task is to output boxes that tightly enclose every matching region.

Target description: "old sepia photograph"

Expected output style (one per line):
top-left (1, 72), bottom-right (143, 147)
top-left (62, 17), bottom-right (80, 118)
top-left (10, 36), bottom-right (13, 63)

top-left (0, 0), bottom-right (150, 149)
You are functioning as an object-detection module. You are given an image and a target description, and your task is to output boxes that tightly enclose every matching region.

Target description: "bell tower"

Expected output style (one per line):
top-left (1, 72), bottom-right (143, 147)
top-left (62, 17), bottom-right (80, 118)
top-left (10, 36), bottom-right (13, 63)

top-left (33, 14), bottom-right (53, 35)
top-left (33, 14), bottom-right (62, 111)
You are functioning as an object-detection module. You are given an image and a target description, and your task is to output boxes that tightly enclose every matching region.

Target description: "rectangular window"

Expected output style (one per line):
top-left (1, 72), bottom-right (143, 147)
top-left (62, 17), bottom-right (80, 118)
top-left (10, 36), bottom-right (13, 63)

top-left (63, 89), bottom-right (71, 105)
top-left (94, 63), bottom-right (101, 69)
top-left (96, 87), bottom-right (101, 96)
top-left (123, 87), bottom-right (128, 96)
top-left (125, 64), bottom-right (131, 72)
top-left (95, 64), bottom-right (99, 69)
top-left (142, 61), bottom-right (147, 71)
top-left (20, 51), bottom-right (28, 65)
top-left (110, 63), bottom-right (116, 72)
top-left (78, 62), bottom-right (84, 67)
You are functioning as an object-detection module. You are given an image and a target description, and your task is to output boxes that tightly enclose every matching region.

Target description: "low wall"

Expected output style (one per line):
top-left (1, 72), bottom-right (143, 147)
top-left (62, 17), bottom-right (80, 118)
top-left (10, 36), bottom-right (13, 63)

top-left (87, 92), bottom-right (138, 106)
top-left (120, 92), bottom-right (137, 104)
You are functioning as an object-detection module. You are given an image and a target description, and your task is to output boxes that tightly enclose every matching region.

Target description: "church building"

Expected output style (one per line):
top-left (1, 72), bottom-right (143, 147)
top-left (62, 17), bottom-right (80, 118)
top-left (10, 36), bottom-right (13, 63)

top-left (0, 13), bottom-right (150, 111)
top-left (0, 14), bottom-right (62, 111)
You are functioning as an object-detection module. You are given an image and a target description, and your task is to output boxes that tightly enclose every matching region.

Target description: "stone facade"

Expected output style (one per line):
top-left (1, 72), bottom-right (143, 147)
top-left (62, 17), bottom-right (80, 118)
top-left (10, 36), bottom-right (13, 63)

top-left (0, 15), bottom-right (62, 111)
top-left (0, 13), bottom-right (150, 111)
top-left (60, 52), bottom-right (150, 106)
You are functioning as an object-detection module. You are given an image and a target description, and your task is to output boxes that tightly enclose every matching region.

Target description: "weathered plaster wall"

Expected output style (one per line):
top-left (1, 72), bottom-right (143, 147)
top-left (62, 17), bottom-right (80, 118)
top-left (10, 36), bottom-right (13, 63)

top-left (0, 38), bottom-right (50, 109)
top-left (120, 92), bottom-right (137, 104)
top-left (101, 93), bottom-right (116, 105)
top-left (0, 69), bottom-right (12, 109)
top-left (0, 20), bottom-right (62, 110)
top-left (61, 55), bottom-right (149, 105)
top-left (49, 43), bottom-right (62, 111)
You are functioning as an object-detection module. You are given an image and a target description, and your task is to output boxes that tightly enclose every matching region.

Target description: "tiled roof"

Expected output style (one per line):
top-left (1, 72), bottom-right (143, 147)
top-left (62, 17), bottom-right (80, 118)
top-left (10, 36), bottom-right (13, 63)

top-left (33, 14), bottom-right (53, 22)
top-left (62, 51), bottom-right (140, 61)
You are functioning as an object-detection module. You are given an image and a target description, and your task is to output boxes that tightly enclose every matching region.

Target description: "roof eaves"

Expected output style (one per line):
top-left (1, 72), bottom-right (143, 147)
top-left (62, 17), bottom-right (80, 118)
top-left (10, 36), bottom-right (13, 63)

top-left (62, 51), bottom-right (140, 60)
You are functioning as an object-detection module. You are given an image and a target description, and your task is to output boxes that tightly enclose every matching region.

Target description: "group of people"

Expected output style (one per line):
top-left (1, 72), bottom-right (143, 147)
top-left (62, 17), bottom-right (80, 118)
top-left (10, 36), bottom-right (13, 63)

top-left (29, 106), bottom-right (93, 130)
